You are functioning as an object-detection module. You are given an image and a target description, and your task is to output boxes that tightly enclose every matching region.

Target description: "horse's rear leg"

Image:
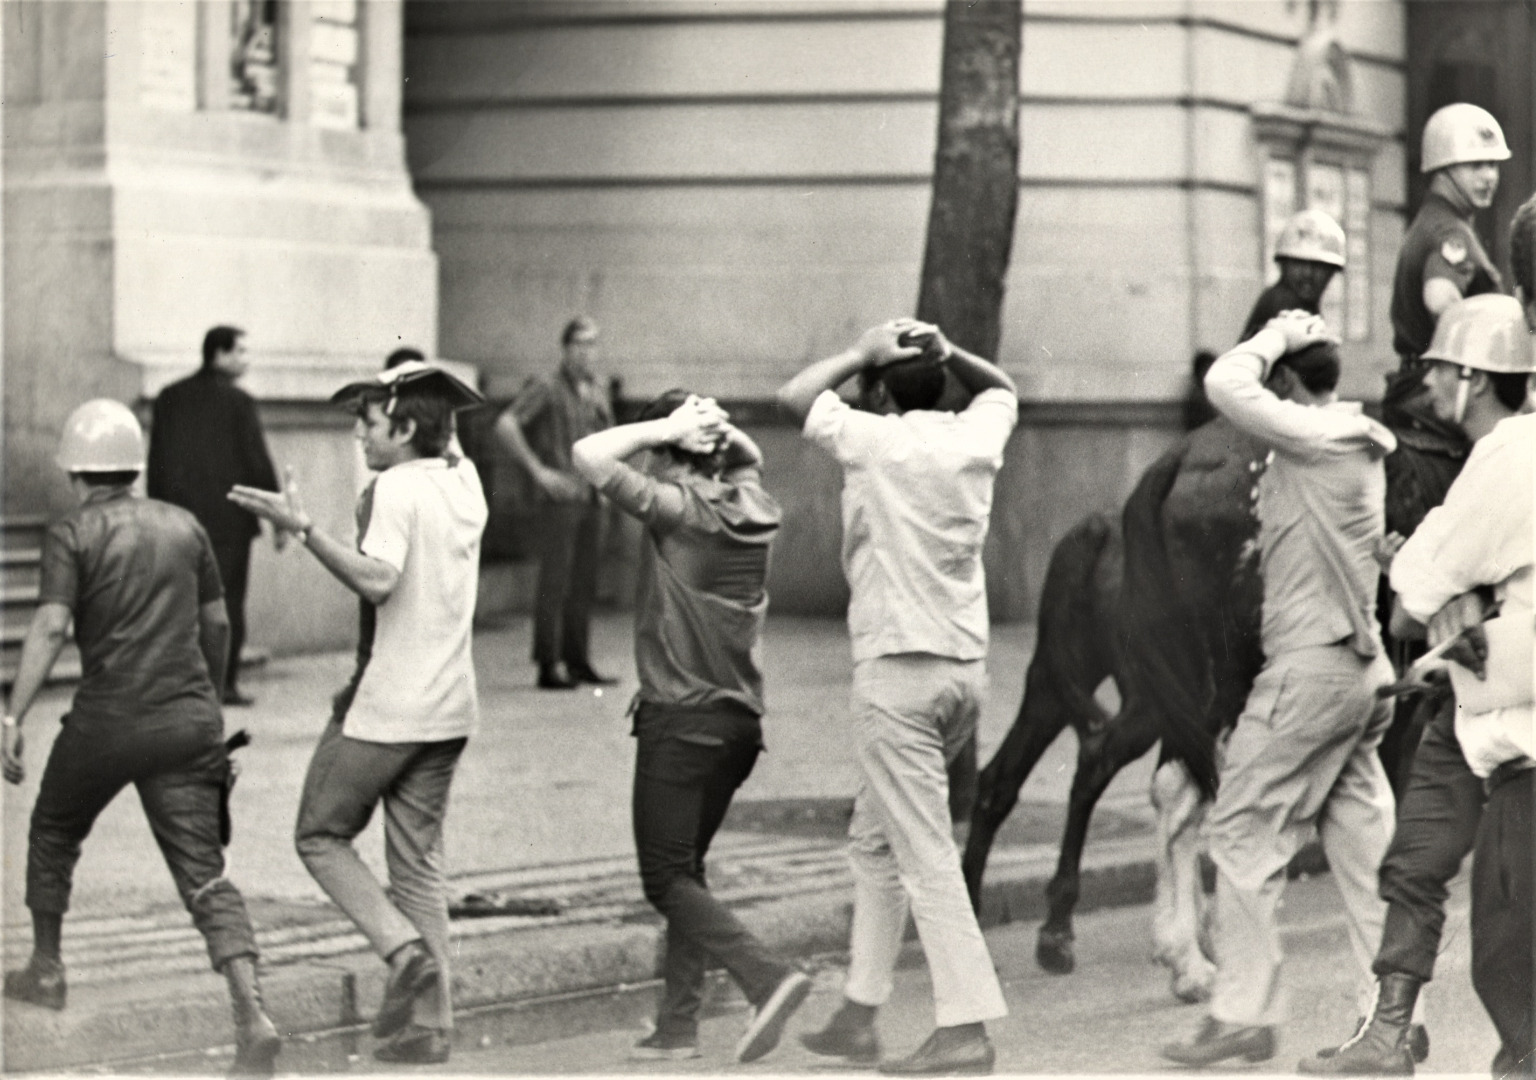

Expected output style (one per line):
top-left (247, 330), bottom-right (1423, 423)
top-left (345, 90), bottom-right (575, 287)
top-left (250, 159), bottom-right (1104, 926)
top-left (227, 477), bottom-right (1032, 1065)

top-left (963, 671), bottom-right (1071, 910)
top-left (1150, 758), bottom-right (1215, 1003)
top-left (1038, 709), bottom-right (1160, 975)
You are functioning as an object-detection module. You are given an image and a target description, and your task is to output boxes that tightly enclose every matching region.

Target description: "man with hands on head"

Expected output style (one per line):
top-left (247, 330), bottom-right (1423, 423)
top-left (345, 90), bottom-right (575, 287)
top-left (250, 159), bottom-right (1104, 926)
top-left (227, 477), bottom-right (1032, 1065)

top-left (229, 361), bottom-right (487, 1067)
top-left (569, 392), bottom-right (812, 1066)
top-left (1162, 310), bottom-right (1399, 1067)
top-left (777, 320), bottom-right (1017, 1076)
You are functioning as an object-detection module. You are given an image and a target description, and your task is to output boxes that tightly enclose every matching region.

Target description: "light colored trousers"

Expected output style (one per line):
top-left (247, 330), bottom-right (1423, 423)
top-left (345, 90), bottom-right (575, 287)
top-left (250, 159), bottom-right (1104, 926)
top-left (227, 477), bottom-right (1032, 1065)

top-left (1207, 645), bottom-right (1396, 1027)
top-left (295, 718), bottom-right (467, 1031)
top-left (844, 654), bottom-right (1009, 1027)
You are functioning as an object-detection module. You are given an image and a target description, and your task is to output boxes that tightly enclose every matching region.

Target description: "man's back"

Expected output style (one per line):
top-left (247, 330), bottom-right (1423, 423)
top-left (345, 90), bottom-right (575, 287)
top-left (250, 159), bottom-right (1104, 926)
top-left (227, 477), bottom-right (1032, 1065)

top-left (147, 369), bottom-right (277, 543)
top-left (40, 488), bottom-right (223, 723)
top-left (805, 388), bottom-right (1018, 662)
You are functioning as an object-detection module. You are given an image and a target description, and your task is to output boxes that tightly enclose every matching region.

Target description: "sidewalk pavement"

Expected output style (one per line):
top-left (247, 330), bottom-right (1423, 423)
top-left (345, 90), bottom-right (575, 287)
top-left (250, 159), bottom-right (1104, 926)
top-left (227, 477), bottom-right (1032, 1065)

top-left (2, 614), bottom-right (1159, 1072)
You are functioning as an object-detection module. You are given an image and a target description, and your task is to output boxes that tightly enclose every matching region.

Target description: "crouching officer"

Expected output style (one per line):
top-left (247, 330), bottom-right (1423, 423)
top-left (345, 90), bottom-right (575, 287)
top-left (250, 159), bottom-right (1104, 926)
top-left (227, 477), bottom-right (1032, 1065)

top-left (2, 401), bottom-right (281, 1076)
top-left (1242, 208), bottom-right (1347, 340)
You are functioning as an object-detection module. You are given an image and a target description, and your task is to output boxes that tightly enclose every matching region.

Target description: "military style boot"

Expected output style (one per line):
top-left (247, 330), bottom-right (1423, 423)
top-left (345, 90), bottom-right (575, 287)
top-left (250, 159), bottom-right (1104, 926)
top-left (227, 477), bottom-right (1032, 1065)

top-left (1298, 973), bottom-right (1420, 1075)
top-left (222, 955), bottom-right (281, 1077)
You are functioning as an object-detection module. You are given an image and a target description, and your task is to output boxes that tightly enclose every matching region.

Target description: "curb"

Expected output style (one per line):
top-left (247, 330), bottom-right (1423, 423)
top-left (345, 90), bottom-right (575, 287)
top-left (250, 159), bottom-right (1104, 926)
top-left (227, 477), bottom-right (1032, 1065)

top-left (3, 839), bottom-right (1156, 1073)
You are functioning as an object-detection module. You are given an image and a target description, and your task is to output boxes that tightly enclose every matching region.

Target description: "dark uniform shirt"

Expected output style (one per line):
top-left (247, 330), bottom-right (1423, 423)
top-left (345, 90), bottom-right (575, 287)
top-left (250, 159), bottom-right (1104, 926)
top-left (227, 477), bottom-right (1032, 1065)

top-left (146, 369), bottom-right (279, 544)
top-left (38, 486), bottom-right (224, 725)
top-left (1390, 192), bottom-right (1503, 360)
top-left (599, 458), bottom-right (781, 718)
top-left (1241, 280), bottom-right (1321, 342)
top-left (506, 369), bottom-right (613, 501)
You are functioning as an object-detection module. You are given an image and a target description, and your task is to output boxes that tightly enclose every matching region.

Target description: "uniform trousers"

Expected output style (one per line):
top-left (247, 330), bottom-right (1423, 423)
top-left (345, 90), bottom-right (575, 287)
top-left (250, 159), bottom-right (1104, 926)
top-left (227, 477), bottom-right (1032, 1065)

top-left (211, 539), bottom-right (252, 694)
top-left (844, 654), bottom-right (1008, 1027)
top-left (631, 702), bottom-right (791, 1039)
top-left (1472, 766), bottom-right (1533, 1077)
top-left (1374, 696), bottom-right (1484, 981)
top-left (532, 500), bottom-right (602, 670)
top-left (1207, 645), bottom-right (1396, 1027)
top-left (294, 716), bottom-right (466, 1031)
top-left (26, 713), bottom-right (257, 969)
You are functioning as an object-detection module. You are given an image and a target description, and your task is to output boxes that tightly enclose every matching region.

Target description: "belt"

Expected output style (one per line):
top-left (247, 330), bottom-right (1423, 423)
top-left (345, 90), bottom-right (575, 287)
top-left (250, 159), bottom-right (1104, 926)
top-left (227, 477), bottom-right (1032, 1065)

top-left (1484, 756), bottom-right (1536, 796)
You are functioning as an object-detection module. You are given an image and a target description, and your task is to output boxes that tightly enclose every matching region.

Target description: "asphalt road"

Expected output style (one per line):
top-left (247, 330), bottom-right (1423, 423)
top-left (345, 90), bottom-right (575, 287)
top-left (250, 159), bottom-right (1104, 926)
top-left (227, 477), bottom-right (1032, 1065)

top-left (418, 872), bottom-right (1494, 1076)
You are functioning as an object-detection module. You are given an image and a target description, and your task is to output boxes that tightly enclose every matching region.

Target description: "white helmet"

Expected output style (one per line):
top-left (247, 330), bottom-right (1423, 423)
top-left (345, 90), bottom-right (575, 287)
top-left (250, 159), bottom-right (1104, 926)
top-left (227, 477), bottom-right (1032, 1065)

top-left (56, 399), bottom-right (146, 472)
top-left (1420, 103), bottom-right (1511, 174)
top-left (1421, 295), bottom-right (1536, 375)
top-left (1275, 209), bottom-right (1346, 268)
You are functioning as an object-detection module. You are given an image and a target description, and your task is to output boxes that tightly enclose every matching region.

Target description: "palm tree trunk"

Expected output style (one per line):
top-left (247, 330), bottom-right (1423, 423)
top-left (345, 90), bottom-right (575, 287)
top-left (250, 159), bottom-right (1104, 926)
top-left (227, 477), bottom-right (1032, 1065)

top-left (916, 0), bottom-right (1023, 360)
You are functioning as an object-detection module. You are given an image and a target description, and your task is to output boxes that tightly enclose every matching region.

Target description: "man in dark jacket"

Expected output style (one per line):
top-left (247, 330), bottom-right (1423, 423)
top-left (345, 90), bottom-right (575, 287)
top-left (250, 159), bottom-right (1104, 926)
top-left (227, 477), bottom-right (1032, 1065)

top-left (147, 326), bottom-right (281, 706)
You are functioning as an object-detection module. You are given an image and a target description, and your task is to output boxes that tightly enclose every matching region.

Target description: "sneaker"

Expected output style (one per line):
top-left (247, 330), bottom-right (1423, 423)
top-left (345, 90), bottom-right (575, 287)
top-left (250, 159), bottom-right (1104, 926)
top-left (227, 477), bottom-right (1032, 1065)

top-left (735, 970), bottom-right (812, 1064)
top-left (630, 1031), bottom-right (702, 1061)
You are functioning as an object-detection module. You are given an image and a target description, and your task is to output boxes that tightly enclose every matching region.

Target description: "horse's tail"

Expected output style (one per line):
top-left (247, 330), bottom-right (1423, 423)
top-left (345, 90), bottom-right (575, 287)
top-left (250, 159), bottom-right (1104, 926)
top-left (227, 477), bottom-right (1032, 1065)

top-left (1034, 511), bottom-right (1117, 729)
top-left (1120, 438), bottom-right (1220, 800)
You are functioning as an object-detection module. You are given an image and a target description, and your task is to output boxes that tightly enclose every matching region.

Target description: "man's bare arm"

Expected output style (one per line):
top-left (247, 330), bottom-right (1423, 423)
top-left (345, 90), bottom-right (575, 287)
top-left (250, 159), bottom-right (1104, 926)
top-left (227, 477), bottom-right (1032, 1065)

top-left (198, 599), bottom-right (231, 700)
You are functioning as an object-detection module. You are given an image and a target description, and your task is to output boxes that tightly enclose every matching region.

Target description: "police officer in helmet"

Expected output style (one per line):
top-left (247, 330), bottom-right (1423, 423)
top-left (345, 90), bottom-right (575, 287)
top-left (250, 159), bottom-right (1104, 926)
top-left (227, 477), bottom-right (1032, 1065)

top-left (1242, 208), bottom-right (1348, 340)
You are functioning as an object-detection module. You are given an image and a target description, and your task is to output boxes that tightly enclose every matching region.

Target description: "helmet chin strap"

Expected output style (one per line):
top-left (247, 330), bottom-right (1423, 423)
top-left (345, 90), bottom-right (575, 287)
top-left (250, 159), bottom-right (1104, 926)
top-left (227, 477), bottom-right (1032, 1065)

top-left (1453, 368), bottom-right (1473, 426)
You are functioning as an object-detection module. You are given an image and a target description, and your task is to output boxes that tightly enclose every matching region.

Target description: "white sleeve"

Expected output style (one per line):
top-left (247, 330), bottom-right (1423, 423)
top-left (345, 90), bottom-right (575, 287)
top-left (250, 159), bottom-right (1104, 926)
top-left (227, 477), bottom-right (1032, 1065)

top-left (803, 389), bottom-right (884, 465)
top-left (1204, 334), bottom-right (1385, 461)
top-left (1390, 431), bottom-right (1534, 622)
top-left (359, 472), bottom-right (412, 573)
top-left (961, 388), bottom-right (1019, 458)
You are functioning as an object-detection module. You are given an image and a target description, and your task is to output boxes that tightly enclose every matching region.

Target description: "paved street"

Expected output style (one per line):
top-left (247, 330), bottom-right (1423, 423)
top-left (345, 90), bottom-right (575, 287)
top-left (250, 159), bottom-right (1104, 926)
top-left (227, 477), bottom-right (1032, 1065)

top-left (4, 613), bottom-right (1151, 932)
top-left (192, 871), bottom-right (1492, 1076)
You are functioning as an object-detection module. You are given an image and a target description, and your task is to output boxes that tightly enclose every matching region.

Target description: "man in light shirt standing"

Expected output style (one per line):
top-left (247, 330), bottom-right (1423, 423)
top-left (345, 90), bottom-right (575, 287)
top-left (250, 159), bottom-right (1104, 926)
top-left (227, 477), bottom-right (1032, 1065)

top-left (1386, 293), bottom-right (1534, 1079)
top-left (777, 320), bottom-right (1016, 1075)
top-left (229, 362), bottom-right (487, 1067)
top-left (1162, 310), bottom-right (1399, 1067)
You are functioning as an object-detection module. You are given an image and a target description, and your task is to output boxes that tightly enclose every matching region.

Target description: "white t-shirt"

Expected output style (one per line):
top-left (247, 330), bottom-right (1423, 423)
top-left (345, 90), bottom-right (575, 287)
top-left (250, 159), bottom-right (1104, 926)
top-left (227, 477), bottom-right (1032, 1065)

top-left (347, 455), bottom-right (488, 743)
top-left (804, 387), bottom-right (1018, 663)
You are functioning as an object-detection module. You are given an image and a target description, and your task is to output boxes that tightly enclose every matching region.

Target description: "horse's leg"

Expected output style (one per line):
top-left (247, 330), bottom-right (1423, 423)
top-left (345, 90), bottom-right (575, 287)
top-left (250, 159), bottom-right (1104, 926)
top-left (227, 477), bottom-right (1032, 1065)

top-left (1037, 705), bottom-right (1160, 974)
top-left (963, 663), bottom-right (1072, 910)
top-left (1150, 758), bottom-right (1215, 1003)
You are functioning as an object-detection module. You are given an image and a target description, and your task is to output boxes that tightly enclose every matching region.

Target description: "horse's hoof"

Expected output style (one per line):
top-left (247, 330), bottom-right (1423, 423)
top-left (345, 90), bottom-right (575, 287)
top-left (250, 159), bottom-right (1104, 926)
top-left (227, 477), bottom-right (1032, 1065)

top-left (1036, 928), bottom-right (1075, 974)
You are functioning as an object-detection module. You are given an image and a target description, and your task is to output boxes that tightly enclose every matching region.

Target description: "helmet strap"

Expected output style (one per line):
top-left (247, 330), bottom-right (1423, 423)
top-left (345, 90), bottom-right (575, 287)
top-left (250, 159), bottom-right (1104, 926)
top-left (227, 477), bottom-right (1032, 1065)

top-left (1453, 368), bottom-right (1473, 426)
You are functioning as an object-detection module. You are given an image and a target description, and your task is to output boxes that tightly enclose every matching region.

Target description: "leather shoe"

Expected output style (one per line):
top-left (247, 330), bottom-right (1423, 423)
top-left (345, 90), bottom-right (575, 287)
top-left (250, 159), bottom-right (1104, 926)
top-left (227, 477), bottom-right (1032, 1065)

top-left (879, 1025), bottom-right (995, 1075)
top-left (4, 956), bottom-right (66, 1010)
top-left (566, 663), bottom-right (619, 686)
top-left (373, 1024), bottom-right (450, 1065)
top-left (537, 664), bottom-right (578, 690)
top-left (222, 690), bottom-right (256, 707)
top-left (1161, 1017), bottom-right (1275, 1066)
top-left (373, 942), bottom-right (440, 1038)
top-left (801, 1018), bottom-right (881, 1063)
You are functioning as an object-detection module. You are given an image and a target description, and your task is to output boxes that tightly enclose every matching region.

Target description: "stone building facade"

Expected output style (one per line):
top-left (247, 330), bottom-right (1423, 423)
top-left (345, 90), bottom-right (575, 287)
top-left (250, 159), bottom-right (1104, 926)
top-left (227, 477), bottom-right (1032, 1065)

top-left (4, 0), bottom-right (1532, 655)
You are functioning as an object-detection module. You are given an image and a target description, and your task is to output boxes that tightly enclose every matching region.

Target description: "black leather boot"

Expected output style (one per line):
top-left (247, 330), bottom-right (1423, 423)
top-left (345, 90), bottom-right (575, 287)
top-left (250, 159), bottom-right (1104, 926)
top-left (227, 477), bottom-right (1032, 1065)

top-left (223, 955), bottom-right (281, 1077)
top-left (1297, 973), bottom-right (1419, 1075)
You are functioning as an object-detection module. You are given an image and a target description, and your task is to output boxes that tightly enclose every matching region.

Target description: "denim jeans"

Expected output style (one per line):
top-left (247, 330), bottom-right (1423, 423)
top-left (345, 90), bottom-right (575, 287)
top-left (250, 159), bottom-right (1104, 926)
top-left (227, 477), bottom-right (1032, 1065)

top-left (632, 701), bottom-right (789, 1039)
top-left (294, 718), bottom-right (466, 1031)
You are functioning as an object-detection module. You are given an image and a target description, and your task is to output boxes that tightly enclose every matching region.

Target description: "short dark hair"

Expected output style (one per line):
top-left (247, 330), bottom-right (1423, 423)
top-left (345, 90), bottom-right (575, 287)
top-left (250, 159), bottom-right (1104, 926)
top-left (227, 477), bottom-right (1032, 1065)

top-left (1488, 370), bottom-right (1529, 412)
top-left (351, 386), bottom-right (455, 458)
top-left (72, 470), bottom-right (139, 487)
top-left (384, 347), bottom-right (425, 370)
top-left (1511, 194), bottom-right (1536, 300)
top-left (202, 325), bottom-right (244, 368)
top-left (1273, 340), bottom-right (1340, 394)
top-left (859, 353), bottom-right (947, 413)
top-left (561, 317), bottom-right (597, 347)
top-left (637, 388), bottom-right (715, 470)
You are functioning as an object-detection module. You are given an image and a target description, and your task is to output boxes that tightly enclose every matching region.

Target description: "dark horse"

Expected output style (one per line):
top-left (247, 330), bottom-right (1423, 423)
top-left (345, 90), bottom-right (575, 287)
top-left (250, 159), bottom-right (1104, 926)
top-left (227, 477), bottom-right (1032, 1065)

top-left (962, 391), bottom-right (1448, 1002)
top-left (961, 414), bottom-right (1268, 1001)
